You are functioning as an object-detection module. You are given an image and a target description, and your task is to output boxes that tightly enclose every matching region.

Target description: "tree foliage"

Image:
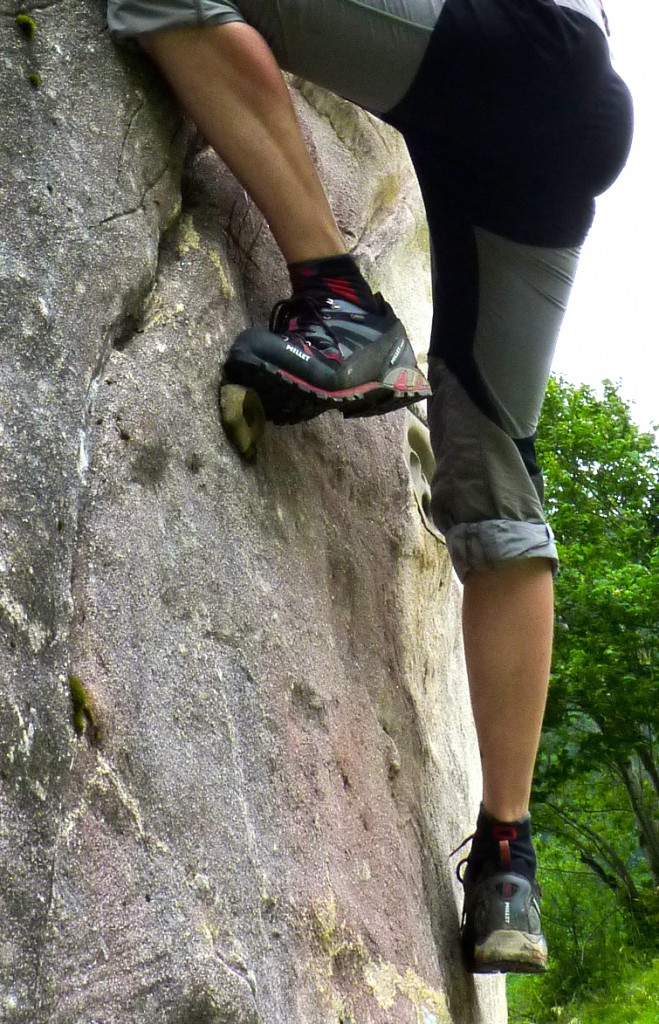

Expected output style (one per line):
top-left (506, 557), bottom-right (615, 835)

top-left (535, 378), bottom-right (659, 910)
top-left (510, 379), bottom-right (659, 1022)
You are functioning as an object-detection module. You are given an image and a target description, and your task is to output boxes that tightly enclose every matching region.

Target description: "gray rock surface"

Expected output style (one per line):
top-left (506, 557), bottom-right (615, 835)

top-left (0, 5), bottom-right (506, 1022)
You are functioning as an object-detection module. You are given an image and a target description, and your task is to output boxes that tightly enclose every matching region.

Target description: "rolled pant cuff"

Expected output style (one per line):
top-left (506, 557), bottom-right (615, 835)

top-left (107, 1), bottom-right (243, 39)
top-left (445, 520), bottom-right (558, 582)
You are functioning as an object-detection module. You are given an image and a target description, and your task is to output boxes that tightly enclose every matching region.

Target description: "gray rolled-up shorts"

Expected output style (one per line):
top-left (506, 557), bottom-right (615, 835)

top-left (108, 0), bottom-right (243, 39)
top-left (107, 0), bottom-right (443, 114)
top-left (424, 230), bottom-right (583, 581)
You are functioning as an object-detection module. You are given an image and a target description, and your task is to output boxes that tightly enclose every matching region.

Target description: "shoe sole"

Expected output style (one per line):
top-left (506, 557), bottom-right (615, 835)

top-left (470, 929), bottom-right (548, 975)
top-left (223, 352), bottom-right (430, 426)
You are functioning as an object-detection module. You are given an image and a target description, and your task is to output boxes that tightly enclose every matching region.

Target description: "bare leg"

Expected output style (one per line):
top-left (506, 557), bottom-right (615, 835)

top-left (462, 560), bottom-right (554, 822)
top-left (138, 23), bottom-right (346, 264)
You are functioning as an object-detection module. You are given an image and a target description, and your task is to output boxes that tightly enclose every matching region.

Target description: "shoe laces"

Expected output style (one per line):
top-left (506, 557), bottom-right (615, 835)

top-left (269, 295), bottom-right (344, 356)
top-left (450, 831), bottom-right (518, 885)
top-left (450, 832), bottom-right (476, 887)
top-left (449, 833), bottom-right (476, 928)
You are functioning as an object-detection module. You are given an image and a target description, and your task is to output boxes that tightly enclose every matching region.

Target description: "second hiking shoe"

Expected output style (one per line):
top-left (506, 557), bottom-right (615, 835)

top-left (222, 293), bottom-right (430, 425)
top-left (456, 813), bottom-right (548, 974)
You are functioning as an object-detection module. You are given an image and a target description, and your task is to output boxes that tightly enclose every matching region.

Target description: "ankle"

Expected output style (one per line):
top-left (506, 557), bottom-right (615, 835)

top-left (288, 254), bottom-right (379, 313)
top-left (482, 800), bottom-right (530, 824)
top-left (468, 805), bottom-right (537, 882)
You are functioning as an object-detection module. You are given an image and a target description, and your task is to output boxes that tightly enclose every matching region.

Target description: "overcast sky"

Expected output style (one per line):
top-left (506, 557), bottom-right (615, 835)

top-left (552, 0), bottom-right (659, 433)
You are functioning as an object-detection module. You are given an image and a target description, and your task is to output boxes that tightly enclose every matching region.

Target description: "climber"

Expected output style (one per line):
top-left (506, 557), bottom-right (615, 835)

top-left (107, 0), bottom-right (632, 974)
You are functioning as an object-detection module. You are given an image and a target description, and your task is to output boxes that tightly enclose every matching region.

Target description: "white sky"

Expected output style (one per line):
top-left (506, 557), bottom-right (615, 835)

top-left (553, 0), bottom-right (659, 433)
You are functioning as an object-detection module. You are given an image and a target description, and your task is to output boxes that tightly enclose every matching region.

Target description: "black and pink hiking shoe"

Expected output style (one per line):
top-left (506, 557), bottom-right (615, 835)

top-left (222, 293), bottom-right (430, 425)
top-left (455, 808), bottom-right (548, 974)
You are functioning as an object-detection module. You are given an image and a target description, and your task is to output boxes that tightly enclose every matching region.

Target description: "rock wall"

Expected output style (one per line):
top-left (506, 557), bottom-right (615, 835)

top-left (0, 5), bottom-right (506, 1023)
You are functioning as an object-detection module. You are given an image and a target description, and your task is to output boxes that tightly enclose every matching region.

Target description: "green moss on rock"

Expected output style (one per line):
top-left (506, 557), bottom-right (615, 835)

top-left (16, 13), bottom-right (37, 39)
top-left (68, 675), bottom-right (101, 743)
top-left (371, 172), bottom-right (404, 217)
top-left (311, 893), bottom-right (367, 972)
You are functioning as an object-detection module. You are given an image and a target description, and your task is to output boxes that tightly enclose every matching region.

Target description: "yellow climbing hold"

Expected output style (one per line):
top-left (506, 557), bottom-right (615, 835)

top-left (219, 383), bottom-right (265, 462)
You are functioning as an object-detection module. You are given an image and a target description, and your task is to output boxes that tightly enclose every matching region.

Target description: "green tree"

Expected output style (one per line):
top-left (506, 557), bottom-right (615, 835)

top-left (535, 378), bottom-right (659, 914)
top-left (509, 380), bottom-right (659, 1024)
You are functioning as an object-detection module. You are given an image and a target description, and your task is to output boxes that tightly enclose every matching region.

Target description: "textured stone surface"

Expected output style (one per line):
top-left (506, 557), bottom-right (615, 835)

top-left (1, 5), bottom-right (506, 1023)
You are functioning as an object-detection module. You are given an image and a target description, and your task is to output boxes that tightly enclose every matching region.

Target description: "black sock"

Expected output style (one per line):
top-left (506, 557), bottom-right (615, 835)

top-left (468, 805), bottom-right (537, 881)
top-left (287, 254), bottom-right (379, 313)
